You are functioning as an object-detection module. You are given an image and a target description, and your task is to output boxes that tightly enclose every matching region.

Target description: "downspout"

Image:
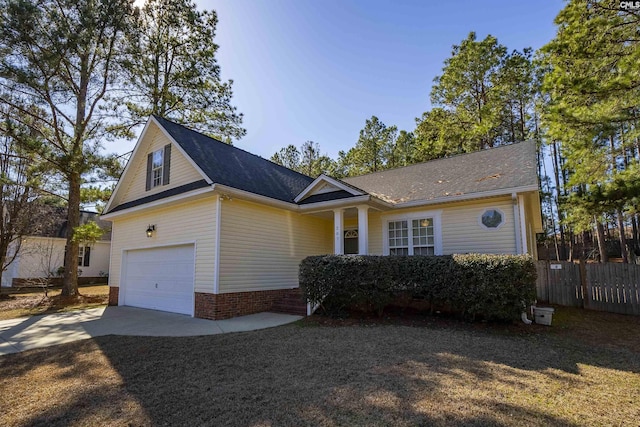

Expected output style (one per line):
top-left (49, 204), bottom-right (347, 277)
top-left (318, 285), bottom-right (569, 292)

top-left (512, 193), bottom-right (522, 254)
top-left (513, 193), bottom-right (533, 324)
top-left (213, 194), bottom-right (222, 295)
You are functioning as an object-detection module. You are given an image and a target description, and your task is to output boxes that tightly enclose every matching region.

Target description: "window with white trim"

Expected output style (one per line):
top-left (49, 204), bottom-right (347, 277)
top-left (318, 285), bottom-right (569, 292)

top-left (78, 246), bottom-right (90, 267)
top-left (151, 149), bottom-right (164, 188)
top-left (388, 220), bottom-right (408, 255)
top-left (411, 218), bottom-right (435, 255)
top-left (388, 218), bottom-right (435, 255)
top-left (480, 209), bottom-right (504, 229)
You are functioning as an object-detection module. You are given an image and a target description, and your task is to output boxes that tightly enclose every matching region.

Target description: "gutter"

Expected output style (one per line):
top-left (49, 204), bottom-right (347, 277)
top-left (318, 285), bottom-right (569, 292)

top-left (393, 185), bottom-right (539, 209)
top-left (102, 183), bottom-right (539, 220)
top-left (101, 186), bottom-right (215, 220)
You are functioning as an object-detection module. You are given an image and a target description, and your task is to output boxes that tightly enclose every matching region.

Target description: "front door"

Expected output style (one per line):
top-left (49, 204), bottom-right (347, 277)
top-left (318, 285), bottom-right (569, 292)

top-left (344, 229), bottom-right (358, 254)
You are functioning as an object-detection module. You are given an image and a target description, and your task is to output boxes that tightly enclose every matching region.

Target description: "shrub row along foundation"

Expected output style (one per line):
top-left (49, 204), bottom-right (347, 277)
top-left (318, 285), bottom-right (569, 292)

top-left (299, 254), bottom-right (537, 321)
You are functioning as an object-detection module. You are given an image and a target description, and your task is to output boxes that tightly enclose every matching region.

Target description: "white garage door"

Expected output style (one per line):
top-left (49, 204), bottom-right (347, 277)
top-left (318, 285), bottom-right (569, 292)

top-left (122, 244), bottom-right (195, 315)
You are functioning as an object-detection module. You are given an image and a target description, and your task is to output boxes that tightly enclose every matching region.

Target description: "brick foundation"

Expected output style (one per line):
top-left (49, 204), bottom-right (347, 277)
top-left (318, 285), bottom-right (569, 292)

top-left (195, 288), bottom-right (306, 320)
top-left (109, 286), bottom-right (119, 306)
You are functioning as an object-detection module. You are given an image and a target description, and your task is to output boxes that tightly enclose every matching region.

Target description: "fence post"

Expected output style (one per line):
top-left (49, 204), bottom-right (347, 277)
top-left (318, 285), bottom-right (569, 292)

top-left (579, 260), bottom-right (589, 309)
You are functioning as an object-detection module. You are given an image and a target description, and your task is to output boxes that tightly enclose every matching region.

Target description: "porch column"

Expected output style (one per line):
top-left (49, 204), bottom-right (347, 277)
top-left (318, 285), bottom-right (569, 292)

top-left (333, 208), bottom-right (344, 255)
top-left (357, 205), bottom-right (369, 255)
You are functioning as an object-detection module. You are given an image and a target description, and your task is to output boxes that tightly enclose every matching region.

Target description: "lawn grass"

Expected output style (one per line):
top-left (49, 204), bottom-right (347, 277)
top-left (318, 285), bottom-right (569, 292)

top-left (0, 285), bottom-right (108, 320)
top-left (1, 306), bottom-right (639, 426)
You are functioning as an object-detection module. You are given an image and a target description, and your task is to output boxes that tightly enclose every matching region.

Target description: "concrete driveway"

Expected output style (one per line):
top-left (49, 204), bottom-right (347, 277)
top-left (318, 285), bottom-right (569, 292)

top-left (0, 306), bottom-right (302, 356)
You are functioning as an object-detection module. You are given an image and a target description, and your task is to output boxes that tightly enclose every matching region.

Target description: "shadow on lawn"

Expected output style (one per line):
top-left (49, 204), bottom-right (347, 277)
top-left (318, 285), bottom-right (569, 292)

top-left (3, 319), bottom-right (639, 426)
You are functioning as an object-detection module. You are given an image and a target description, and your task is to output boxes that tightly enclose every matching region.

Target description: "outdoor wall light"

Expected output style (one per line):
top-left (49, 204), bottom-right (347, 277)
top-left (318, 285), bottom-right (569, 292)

top-left (146, 224), bottom-right (156, 238)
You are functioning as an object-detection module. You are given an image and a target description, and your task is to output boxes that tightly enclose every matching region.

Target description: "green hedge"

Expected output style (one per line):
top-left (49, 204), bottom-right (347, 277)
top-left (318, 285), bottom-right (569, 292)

top-left (299, 254), bottom-right (536, 321)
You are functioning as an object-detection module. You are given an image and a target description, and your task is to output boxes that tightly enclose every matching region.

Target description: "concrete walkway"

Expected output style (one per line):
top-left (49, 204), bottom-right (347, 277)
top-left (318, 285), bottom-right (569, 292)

top-left (0, 306), bottom-right (302, 356)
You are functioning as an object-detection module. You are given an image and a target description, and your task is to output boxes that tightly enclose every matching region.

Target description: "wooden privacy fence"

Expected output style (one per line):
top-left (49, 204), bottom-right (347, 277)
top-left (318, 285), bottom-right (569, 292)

top-left (536, 261), bottom-right (640, 315)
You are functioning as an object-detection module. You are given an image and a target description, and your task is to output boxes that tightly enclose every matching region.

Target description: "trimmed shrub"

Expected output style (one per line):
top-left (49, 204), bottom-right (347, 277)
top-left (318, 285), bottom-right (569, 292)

top-left (299, 254), bottom-right (536, 321)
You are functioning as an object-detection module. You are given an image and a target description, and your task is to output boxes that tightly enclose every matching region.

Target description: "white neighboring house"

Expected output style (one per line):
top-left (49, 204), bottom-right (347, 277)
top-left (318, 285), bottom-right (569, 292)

top-left (1, 210), bottom-right (111, 287)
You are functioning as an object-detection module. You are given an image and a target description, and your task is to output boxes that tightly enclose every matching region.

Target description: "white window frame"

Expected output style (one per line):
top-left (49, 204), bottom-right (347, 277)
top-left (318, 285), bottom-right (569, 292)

top-left (478, 208), bottom-right (506, 230)
top-left (151, 149), bottom-right (164, 188)
top-left (382, 210), bottom-right (443, 255)
top-left (78, 246), bottom-right (90, 267)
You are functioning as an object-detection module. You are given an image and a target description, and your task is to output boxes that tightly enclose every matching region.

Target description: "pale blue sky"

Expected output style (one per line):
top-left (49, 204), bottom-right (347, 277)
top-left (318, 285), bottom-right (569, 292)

top-left (156, 0), bottom-right (565, 159)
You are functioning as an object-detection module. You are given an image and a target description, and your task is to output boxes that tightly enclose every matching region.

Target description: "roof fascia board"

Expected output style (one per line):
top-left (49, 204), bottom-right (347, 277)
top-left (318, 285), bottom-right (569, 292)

top-left (103, 118), bottom-right (155, 213)
top-left (211, 184), bottom-right (299, 211)
top-left (393, 185), bottom-right (540, 209)
top-left (100, 186), bottom-right (215, 220)
top-left (298, 195), bottom-right (373, 213)
top-left (152, 116), bottom-right (213, 185)
top-left (294, 174), bottom-right (365, 203)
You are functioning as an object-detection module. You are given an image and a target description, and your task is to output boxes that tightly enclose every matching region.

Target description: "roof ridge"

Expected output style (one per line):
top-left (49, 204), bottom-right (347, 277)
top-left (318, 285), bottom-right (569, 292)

top-left (343, 140), bottom-right (535, 180)
top-left (153, 115), bottom-right (315, 181)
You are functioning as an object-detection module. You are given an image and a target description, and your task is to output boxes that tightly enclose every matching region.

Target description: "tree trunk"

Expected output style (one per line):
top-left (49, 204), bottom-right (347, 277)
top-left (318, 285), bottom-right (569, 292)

top-left (595, 218), bottom-right (608, 263)
top-left (551, 141), bottom-right (566, 258)
top-left (617, 209), bottom-right (629, 264)
top-left (62, 172), bottom-right (81, 296)
top-left (633, 214), bottom-right (640, 254)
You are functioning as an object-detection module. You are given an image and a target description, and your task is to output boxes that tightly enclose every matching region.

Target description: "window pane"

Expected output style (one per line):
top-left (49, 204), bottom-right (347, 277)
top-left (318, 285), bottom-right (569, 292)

top-left (390, 248), bottom-right (408, 256)
top-left (152, 150), bottom-right (163, 168)
top-left (389, 220), bottom-right (409, 252)
top-left (414, 247), bottom-right (435, 255)
top-left (482, 209), bottom-right (503, 228)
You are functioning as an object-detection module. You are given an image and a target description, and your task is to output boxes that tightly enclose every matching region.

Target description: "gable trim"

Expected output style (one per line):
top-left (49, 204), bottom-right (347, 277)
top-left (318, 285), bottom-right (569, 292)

top-left (104, 118), bottom-right (154, 213)
top-left (294, 174), bottom-right (366, 203)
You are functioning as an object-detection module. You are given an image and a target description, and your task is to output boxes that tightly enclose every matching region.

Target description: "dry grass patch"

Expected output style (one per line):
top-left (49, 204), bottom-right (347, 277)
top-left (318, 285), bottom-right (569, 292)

top-left (1, 307), bottom-right (639, 426)
top-left (0, 285), bottom-right (108, 320)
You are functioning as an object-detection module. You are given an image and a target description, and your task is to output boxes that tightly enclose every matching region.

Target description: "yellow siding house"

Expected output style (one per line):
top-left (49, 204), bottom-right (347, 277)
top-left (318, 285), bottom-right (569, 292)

top-left (101, 116), bottom-right (543, 319)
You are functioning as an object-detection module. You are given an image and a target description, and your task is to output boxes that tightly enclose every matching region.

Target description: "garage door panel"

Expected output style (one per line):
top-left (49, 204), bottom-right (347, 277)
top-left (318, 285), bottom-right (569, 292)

top-left (122, 244), bottom-right (195, 315)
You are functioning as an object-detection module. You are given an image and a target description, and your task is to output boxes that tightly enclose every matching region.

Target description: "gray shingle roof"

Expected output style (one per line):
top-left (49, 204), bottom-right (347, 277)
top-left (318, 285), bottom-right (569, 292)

top-left (155, 116), bottom-right (314, 203)
top-left (36, 207), bottom-right (111, 240)
top-left (108, 117), bottom-right (538, 214)
top-left (342, 141), bottom-right (538, 204)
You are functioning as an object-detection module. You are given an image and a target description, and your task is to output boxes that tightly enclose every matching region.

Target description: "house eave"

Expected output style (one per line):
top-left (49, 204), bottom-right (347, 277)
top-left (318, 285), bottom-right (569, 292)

top-left (298, 194), bottom-right (393, 213)
top-left (100, 186), bottom-right (215, 220)
top-left (392, 185), bottom-right (540, 209)
top-left (211, 184), bottom-right (299, 210)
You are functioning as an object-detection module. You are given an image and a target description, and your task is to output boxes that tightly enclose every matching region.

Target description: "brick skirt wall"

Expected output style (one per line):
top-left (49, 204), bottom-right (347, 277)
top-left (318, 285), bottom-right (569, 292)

top-left (195, 289), bottom-right (305, 320)
top-left (109, 286), bottom-right (119, 306)
top-left (108, 286), bottom-right (305, 320)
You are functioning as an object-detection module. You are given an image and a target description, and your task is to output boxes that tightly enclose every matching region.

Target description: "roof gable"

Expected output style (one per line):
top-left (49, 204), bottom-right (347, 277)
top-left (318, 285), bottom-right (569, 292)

top-left (104, 118), bottom-right (209, 213)
top-left (294, 174), bottom-right (366, 203)
top-left (154, 116), bottom-right (314, 203)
